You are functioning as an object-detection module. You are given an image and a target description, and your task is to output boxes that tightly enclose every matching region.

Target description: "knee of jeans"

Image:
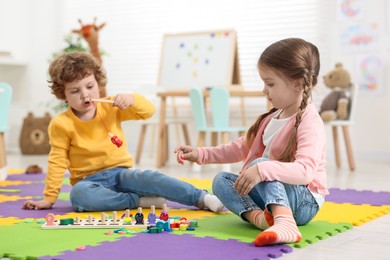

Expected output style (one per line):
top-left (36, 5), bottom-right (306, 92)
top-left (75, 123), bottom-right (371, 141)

top-left (70, 182), bottom-right (101, 211)
top-left (212, 172), bottom-right (232, 194)
top-left (212, 172), bottom-right (224, 191)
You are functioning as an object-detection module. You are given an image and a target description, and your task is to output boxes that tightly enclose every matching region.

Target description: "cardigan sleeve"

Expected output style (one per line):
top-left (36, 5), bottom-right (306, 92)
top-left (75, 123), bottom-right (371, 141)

top-left (196, 136), bottom-right (249, 164)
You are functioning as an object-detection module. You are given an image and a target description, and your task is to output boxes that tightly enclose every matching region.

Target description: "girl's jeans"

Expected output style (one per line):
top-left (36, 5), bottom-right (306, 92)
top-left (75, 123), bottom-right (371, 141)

top-left (212, 158), bottom-right (319, 225)
top-left (70, 167), bottom-right (206, 212)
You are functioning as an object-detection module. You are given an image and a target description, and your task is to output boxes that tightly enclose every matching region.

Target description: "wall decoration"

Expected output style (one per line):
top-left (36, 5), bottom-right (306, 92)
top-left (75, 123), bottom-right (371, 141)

top-left (356, 54), bottom-right (384, 95)
top-left (340, 22), bottom-right (380, 53)
top-left (337, 0), bottom-right (364, 21)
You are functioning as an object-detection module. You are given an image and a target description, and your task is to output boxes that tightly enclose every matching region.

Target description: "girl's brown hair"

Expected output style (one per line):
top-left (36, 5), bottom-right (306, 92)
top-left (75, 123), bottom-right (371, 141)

top-left (48, 52), bottom-right (107, 100)
top-left (246, 38), bottom-right (320, 162)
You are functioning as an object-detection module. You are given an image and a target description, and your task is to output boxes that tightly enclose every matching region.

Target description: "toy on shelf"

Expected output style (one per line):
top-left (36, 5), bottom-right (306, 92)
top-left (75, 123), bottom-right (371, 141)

top-left (19, 112), bottom-right (51, 155)
top-left (72, 18), bottom-right (105, 66)
top-left (320, 63), bottom-right (352, 122)
top-left (72, 18), bottom-right (107, 97)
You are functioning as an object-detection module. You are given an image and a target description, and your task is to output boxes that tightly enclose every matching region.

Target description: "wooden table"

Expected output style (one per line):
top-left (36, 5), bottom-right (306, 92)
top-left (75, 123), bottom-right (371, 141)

top-left (156, 86), bottom-right (267, 168)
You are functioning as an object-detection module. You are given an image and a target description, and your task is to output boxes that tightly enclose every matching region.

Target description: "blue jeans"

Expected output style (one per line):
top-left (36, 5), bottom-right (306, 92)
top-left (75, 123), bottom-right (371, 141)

top-left (212, 158), bottom-right (319, 226)
top-left (70, 167), bottom-right (206, 212)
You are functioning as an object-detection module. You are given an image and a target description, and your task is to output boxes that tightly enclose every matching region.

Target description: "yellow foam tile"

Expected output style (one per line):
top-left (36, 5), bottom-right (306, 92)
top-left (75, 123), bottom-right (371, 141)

top-left (7, 168), bottom-right (26, 174)
top-left (0, 194), bottom-right (32, 203)
top-left (313, 202), bottom-right (390, 226)
top-left (0, 180), bottom-right (32, 187)
top-left (179, 178), bottom-right (212, 190)
top-left (0, 216), bottom-right (23, 226)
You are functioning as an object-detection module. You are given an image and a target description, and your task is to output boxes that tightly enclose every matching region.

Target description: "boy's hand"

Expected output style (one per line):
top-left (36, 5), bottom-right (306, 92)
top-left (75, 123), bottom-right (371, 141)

top-left (22, 199), bottom-right (53, 210)
top-left (174, 145), bottom-right (199, 164)
top-left (113, 94), bottom-right (134, 110)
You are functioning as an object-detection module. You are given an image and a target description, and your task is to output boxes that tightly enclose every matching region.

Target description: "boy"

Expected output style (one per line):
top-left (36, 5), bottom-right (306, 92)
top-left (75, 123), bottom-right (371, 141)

top-left (23, 52), bottom-right (223, 212)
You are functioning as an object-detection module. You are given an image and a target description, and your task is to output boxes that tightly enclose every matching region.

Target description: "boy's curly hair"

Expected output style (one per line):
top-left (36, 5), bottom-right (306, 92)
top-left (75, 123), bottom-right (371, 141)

top-left (48, 52), bottom-right (107, 100)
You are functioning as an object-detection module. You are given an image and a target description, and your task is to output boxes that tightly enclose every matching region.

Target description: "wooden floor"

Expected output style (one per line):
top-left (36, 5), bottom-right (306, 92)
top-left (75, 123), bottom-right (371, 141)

top-left (3, 152), bottom-right (390, 260)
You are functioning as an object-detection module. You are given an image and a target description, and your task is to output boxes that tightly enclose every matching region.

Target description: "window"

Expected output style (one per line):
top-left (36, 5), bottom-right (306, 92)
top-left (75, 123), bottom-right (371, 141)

top-left (62, 0), bottom-right (331, 93)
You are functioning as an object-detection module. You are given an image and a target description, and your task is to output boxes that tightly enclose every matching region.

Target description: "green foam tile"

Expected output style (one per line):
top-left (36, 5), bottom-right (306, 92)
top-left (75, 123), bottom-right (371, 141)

top-left (291, 221), bottom-right (353, 248)
top-left (170, 213), bottom-right (353, 248)
top-left (0, 221), bottom-right (127, 259)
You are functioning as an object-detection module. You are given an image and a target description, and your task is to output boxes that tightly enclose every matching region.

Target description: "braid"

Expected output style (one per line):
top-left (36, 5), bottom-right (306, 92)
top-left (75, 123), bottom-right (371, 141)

top-left (278, 74), bottom-right (312, 162)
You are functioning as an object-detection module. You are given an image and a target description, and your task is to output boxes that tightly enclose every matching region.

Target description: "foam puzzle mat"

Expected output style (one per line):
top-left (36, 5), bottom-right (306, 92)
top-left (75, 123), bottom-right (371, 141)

top-left (1, 170), bottom-right (390, 260)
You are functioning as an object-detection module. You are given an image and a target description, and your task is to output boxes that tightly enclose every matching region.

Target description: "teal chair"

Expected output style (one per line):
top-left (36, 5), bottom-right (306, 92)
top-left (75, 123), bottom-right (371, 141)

top-left (189, 87), bottom-right (246, 171)
top-left (0, 82), bottom-right (13, 170)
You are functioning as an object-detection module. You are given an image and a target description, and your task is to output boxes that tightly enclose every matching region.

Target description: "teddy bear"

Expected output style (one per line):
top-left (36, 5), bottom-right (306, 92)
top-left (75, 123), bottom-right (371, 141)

top-left (319, 63), bottom-right (352, 122)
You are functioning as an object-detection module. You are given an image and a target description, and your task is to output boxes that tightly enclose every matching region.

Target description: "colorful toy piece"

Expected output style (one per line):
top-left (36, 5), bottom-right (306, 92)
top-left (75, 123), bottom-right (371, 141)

top-left (178, 153), bottom-right (184, 164)
top-left (148, 205), bottom-right (157, 224)
top-left (135, 207), bottom-right (144, 224)
top-left (159, 203), bottom-right (169, 221)
top-left (109, 133), bottom-right (123, 148)
top-left (41, 211), bottom-right (148, 229)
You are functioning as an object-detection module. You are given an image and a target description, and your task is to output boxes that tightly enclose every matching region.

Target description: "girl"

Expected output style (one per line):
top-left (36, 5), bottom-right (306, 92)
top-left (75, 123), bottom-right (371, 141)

top-left (175, 38), bottom-right (328, 246)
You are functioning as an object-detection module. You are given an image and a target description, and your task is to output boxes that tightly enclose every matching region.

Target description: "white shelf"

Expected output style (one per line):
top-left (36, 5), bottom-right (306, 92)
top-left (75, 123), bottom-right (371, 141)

top-left (0, 58), bottom-right (28, 66)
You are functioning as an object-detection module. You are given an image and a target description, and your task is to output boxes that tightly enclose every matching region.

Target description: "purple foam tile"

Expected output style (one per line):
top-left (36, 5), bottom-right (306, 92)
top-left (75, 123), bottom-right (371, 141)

top-left (327, 188), bottom-right (390, 206)
top-left (0, 183), bottom-right (72, 197)
top-left (0, 199), bottom-right (73, 218)
top-left (6, 172), bottom-right (70, 182)
top-left (39, 233), bottom-right (292, 260)
top-left (6, 173), bottom-right (47, 182)
top-left (166, 200), bottom-right (199, 209)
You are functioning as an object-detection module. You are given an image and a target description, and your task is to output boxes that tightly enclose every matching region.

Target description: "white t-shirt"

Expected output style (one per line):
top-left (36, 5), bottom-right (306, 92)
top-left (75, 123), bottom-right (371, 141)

top-left (262, 110), bottom-right (290, 158)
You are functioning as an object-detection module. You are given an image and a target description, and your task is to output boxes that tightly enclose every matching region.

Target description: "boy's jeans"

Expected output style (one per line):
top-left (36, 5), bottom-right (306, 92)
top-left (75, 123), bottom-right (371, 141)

top-left (70, 167), bottom-right (206, 212)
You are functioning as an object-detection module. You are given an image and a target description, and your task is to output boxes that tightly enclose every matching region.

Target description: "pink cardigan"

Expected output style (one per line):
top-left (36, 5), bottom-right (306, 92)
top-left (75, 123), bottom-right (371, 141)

top-left (197, 103), bottom-right (329, 196)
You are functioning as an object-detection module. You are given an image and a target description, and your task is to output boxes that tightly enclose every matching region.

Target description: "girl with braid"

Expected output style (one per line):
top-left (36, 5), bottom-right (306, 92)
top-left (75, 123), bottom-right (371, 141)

top-left (174, 38), bottom-right (328, 246)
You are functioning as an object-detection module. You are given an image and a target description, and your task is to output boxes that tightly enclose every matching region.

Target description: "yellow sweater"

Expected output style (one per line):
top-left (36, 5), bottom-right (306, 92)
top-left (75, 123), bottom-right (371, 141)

top-left (44, 94), bottom-right (155, 203)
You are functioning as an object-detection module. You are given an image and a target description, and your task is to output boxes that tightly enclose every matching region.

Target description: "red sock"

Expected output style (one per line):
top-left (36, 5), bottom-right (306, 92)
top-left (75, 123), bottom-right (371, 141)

top-left (254, 214), bottom-right (301, 247)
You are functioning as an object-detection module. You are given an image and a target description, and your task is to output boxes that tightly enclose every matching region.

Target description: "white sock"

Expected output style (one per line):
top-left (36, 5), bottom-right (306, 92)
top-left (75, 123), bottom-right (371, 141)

top-left (139, 197), bottom-right (166, 209)
top-left (0, 166), bottom-right (7, 181)
top-left (203, 194), bottom-right (224, 212)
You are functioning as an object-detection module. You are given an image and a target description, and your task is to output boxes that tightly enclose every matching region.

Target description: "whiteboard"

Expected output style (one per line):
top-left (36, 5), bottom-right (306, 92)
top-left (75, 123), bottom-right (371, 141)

top-left (158, 30), bottom-right (237, 89)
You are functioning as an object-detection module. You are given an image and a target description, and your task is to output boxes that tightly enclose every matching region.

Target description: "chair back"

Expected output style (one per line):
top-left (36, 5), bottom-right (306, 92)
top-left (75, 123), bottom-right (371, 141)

top-left (210, 87), bottom-right (230, 128)
top-left (0, 83), bottom-right (13, 132)
top-left (348, 83), bottom-right (358, 122)
top-left (189, 88), bottom-right (208, 130)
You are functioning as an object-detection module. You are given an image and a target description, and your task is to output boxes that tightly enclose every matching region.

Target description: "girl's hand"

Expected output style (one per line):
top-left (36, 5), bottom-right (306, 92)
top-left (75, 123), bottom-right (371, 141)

top-left (233, 165), bottom-right (261, 195)
top-left (22, 199), bottom-right (53, 210)
top-left (113, 94), bottom-right (134, 110)
top-left (174, 145), bottom-right (199, 164)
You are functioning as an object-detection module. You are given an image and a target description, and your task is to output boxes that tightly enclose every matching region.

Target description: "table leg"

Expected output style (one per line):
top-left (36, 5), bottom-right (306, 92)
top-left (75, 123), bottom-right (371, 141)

top-left (157, 97), bottom-right (167, 168)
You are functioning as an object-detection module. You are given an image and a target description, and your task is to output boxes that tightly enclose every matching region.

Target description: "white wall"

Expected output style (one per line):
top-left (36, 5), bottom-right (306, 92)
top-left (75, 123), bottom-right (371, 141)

top-left (0, 0), bottom-right (64, 151)
top-left (327, 0), bottom-right (390, 162)
top-left (0, 0), bottom-right (389, 164)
